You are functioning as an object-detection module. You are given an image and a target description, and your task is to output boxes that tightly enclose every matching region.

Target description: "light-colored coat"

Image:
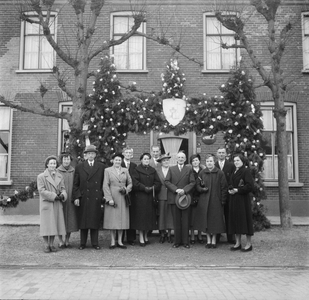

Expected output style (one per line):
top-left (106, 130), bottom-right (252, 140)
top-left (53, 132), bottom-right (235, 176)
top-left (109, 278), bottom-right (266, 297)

top-left (103, 167), bottom-right (132, 229)
top-left (57, 165), bottom-right (78, 233)
top-left (37, 169), bottom-right (67, 236)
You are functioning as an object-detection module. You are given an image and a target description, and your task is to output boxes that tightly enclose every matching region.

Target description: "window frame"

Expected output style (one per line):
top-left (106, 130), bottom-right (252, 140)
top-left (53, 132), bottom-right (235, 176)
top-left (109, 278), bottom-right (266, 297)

top-left (302, 12), bottom-right (309, 73)
top-left (110, 12), bottom-right (147, 73)
top-left (0, 105), bottom-right (13, 185)
top-left (202, 12), bottom-right (240, 73)
top-left (17, 11), bottom-right (57, 73)
top-left (58, 101), bottom-right (72, 154)
top-left (260, 101), bottom-right (302, 187)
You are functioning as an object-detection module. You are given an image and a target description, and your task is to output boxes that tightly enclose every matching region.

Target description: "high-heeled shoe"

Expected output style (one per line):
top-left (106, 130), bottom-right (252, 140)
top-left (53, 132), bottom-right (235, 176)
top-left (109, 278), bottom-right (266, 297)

top-left (139, 242), bottom-right (146, 247)
top-left (167, 236), bottom-right (173, 243)
top-left (241, 245), bottom-right (252, 252)
top-left (190, 239), bottom-right (195, 244)
top-left (159, 235), bottom-right (166, 244)
top-left (206, 243), bottom-right (212, 249)
top-left (197, 237), bottom-right (204, 244)
top-left (230, 245), bottom-right (242, 251)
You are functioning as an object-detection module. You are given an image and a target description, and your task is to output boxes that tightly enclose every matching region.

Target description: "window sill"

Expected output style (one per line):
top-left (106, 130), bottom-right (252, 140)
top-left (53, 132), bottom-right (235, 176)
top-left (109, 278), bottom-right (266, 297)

top-left (16, 69), bottom-right (54, 74)
top-left (264, 182), bottom-right (304, 187)
top-left (201, 70), bottom-right (230, 74)
top-left (302, 69), bottom-right (309, 74)
top-left (0, 180), bottom-right (13, 186)
top-left (116, 70), bottom-right (149, 74)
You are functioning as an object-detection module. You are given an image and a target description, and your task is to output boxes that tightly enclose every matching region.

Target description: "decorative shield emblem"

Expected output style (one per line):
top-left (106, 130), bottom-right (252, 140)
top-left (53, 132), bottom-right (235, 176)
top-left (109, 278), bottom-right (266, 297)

top-left (163, 98), bottom-right (186, 126)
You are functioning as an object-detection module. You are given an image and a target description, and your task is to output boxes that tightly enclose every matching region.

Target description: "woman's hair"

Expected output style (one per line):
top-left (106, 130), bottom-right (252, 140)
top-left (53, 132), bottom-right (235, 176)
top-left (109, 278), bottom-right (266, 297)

top-left (205, 153), bottom-right (216, 161)
top-left (112, 152), bottom-right (124, 160)
top-left (59, 152), bottom-right (73, 164)
top-left (233, 153), bottom-right (248, 166)
top-left (189, 154), bottom-right (201, 164)
top-left (45, 155), bottom-right (59, 168)
top-left (140, 152), bottom-right (151, 160)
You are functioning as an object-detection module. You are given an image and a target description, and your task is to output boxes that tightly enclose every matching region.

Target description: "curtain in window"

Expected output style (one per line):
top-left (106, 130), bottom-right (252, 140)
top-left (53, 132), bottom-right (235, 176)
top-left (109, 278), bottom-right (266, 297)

top-left (40, 36), bottom-right (53, 69)
top-left (161, 138), bottom-right (182, 166)
top-left (0, 107), bottom-right (10, 130)
top-left (129, 36), bottom-right (143, 69)
top-left (0, 156), bottom-right (8, 180)
top-left (303, 16), bottom-right (309, 69)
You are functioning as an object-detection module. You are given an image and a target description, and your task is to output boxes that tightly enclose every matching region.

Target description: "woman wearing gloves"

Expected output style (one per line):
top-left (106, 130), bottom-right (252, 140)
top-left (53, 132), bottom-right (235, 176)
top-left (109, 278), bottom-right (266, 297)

top-left (37, 155), bottom-right (67, 253)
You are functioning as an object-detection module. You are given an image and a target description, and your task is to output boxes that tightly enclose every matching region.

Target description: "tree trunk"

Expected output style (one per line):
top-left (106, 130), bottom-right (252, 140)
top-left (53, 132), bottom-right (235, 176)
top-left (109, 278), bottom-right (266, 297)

top-left (274, 92), bottom-right (293, 229)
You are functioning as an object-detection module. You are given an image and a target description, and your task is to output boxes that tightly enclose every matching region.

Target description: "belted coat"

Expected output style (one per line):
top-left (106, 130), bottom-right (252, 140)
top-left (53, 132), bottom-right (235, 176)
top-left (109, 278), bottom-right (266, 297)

top-left (37, 169), bottom-right (67, 236)
top-left (73, 160), bottom-right (106, 230)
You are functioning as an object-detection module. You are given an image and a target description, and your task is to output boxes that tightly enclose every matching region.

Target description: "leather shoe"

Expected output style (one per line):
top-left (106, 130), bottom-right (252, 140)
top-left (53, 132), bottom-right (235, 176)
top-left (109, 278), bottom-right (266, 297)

top-left (183, 244), bottom-right (190, 249)
top-left (117, 244), bottom-right (127, 249)
top-left (230, 245), bottom-right (242, 251)
top-left (241, 245), bottom-right (253, 252)
top-left (173, 243), bottom-right (180, 248)
top-left (159, 236), bottom-right (166, 244)
top-left (139, 242), bottom-right (146, 247)
top-left (109, 245), bottom-right (116, 249)
top-left (206, 243), bottom-right (212, 249)
top-left (167, 236), bottom-right (173, 243)
top-left (127, 241), bottom-right (135, 246)
top-left (92, 245), bottom-right (101, 250)
top-left (197, 238), bottom-right (204, 244)
top-left (79, 245), bottom-right (86, 250)
top-left (44, 246), bottom-right (50, 253)
top-left (50, 246), bottom-right (57, 252)
top-left (211, 244), bottom-right (217, 249)
top-left (145, 240), bottom-right (150, 245)
top-left (190, 239), bottom-right (195, 245)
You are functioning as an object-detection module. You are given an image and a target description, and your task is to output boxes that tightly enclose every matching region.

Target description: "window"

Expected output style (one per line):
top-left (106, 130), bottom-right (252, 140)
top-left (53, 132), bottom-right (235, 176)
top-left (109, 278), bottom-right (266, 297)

top-left (203, 13), bottom-right (239, 72)
top-left (260, 102), bottom-right (299, 183)
top-left (111, 13), bottom-right (146, 71)
top-left (19, 12), bottom-right (56, 71)
top-left (58, 102), bottom-right (72, 153)
top-left (302, 12), bottom-right (309, 72)
top-left (0, 106), bottom-right (12, 184)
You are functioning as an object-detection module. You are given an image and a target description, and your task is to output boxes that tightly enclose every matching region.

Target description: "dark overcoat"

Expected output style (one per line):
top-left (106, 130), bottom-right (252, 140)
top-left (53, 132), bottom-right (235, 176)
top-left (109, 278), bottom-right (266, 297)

top-left (131, 164), bottom-right (161, 230)
top-left (72, 160), bottom-right (106, 230)
top-left (228, 166), bottom-right (254, 235)
top-left (57, 165), bottom-right (78, 233)
top-left (195, 167), bottom-right (228, 233)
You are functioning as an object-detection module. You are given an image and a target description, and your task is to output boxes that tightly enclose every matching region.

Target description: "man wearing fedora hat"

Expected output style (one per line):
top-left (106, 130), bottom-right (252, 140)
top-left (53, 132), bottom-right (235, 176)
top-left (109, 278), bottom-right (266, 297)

top-left (73, 145), bottom-right (106, 250)
top-left (165, 151), bottom-right (195, 249)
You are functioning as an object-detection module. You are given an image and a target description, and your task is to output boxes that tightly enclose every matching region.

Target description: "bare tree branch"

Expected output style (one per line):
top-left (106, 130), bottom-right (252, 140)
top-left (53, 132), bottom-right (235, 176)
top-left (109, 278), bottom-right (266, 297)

top-left (0, 95), bottom-right (70, 120)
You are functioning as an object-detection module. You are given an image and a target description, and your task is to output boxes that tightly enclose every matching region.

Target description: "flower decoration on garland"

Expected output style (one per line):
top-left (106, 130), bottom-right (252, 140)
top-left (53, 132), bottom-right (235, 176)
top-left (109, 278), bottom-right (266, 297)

top-left (0, 181), bottom-right (37, 210)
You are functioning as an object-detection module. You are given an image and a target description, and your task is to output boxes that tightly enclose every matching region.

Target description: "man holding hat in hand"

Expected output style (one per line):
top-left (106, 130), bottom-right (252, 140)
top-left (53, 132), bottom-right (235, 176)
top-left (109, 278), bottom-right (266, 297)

top-left (73, 145), bottom-right (106, 250)
top-left (165, 151), bottom-right (195, 249)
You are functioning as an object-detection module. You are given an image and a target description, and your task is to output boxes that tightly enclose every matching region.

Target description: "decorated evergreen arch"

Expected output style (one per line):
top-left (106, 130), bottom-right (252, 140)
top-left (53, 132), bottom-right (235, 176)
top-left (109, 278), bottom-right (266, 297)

top-left (1, 56), bottom-right (270, 230)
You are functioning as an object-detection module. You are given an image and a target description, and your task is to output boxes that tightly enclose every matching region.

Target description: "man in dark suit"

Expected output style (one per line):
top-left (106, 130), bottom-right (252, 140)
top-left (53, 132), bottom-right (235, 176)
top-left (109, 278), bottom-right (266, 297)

top-left (215, 147), bottom-right (235, 244)
top-left (165, 151), bottom-right (195, 248)
top-left (121, 147), bottom-right (137, 245)
top-left (73, 145), bottom-right (106, 250)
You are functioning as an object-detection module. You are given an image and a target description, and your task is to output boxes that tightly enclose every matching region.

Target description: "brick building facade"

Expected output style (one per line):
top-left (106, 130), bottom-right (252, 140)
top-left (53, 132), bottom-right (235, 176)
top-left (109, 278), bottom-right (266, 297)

top-left (0, 0), bottom-right (308, 217)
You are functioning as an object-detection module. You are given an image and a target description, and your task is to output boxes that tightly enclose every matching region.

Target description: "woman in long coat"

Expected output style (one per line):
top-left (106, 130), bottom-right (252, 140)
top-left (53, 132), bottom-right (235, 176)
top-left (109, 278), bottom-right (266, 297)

top-left (37, 155), bottom-right (67, 253)
top-left (156, 154), bottom-right (173, 243)
top-left (131, 152), bottom-right (161, 246)
top-left (228, 154), bottom-right (254, 252)
top-left (189, 154), bottom-right (205, 244)
top-left (57, 153), bottom-right (78, 248)
top-left (196, 154), bottom-right (227, 248)
top-left (103, 153), bottom-right (132, 249)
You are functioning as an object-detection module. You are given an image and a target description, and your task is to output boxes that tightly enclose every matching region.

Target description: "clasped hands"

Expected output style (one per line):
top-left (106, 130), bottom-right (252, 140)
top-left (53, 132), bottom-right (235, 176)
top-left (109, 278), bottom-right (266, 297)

top-left (119, 187), bottom-right (127, 195)
top-left (176, 189), bottom-right (185, 196)
top-left (54, 193), bottom-right (64, 201)
top-left (144, 186), bottom-right (153, 193)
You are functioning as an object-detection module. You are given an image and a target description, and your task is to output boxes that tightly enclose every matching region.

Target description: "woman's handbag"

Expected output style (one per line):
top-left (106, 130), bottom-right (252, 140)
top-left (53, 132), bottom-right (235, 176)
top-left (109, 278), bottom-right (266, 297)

top-left (124, 193), bottom-right (131, 206)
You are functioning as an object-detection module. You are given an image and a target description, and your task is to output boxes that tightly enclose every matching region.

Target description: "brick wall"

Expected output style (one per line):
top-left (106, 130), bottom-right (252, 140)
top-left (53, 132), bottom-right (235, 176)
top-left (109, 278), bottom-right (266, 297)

top-left (1, 0), bottom-right (308, 216)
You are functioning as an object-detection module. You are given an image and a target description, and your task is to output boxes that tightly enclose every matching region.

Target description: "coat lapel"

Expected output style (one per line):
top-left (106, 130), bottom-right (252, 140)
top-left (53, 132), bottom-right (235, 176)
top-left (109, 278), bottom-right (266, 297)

top-left (44, 169), bottom-right (61, 191)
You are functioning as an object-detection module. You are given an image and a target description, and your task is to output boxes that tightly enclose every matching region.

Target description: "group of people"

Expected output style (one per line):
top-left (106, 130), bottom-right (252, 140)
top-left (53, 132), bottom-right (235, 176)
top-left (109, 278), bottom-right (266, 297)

top-left (37, 144), bottom-right (254, 253)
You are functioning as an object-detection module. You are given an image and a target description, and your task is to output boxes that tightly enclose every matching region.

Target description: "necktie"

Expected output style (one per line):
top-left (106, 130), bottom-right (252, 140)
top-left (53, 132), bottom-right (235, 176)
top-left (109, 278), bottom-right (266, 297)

top-left (127, 162), bottom-right (130, 169)
top-left (220, 161), bottom-right (223, 170)
top-left (179, 165), bottom-right (183, 172)
top-left (90, 162), bottom-right (93, 167)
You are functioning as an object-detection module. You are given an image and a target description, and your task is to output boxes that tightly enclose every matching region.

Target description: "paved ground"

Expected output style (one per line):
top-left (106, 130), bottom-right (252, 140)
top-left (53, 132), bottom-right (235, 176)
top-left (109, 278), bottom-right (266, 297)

top-left (1, 267), bottom-right (308, 300)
